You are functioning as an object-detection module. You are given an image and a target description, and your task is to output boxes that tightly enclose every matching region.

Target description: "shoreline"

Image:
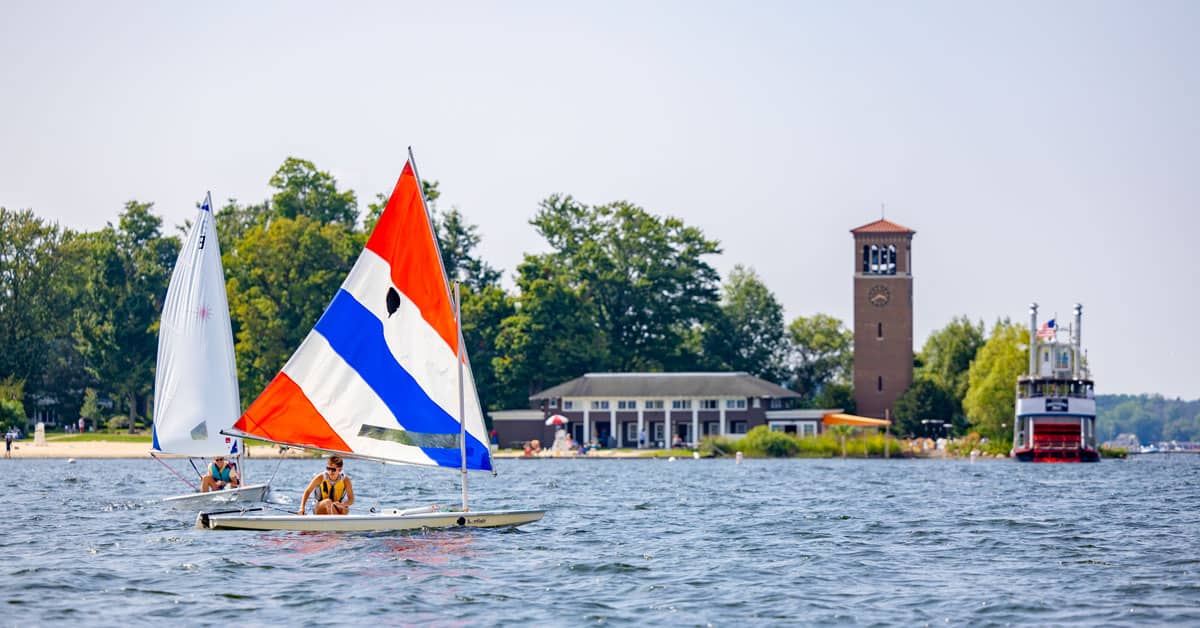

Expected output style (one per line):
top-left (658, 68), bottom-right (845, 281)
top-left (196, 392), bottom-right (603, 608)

top-left (2, 439), bottom-right (1021, 461)
top-left (3, 440), bottom-right (314, 460)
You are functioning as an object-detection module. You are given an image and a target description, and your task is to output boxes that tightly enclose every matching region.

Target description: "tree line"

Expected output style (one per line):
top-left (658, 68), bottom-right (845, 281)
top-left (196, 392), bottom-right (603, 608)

top-left (0, 157), bottom-right (853, 432)
top-left (3, 157), bottom-right (1193, 444)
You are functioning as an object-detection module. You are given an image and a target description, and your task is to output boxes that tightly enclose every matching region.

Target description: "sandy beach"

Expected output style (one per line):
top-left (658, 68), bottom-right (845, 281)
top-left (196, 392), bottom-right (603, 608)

top-left (4, 440), bottom-right (315, 460)
top-left (2, 439), bottom-right (657, 460)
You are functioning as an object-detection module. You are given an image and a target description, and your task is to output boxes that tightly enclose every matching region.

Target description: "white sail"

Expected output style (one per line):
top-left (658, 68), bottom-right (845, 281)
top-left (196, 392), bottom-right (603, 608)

top-left (152, 194), bottom-right (241, 457)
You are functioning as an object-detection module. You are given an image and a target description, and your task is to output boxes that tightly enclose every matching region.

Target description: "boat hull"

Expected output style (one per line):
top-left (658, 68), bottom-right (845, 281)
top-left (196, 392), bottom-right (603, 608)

top-left (1012, 448), bottom-right (1100, 463)
top-left (162, 483), bottom-right (271, 508)
top-left (197, 507), bottom-right (545, 531)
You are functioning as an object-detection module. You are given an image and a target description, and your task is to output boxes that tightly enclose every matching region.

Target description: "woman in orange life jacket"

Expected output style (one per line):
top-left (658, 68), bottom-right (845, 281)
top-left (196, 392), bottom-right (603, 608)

top-left (298, 455), bottom-right (355, 515)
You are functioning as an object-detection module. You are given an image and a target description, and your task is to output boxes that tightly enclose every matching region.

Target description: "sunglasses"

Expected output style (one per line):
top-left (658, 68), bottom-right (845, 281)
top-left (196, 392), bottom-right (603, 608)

top-left (326, 466), bottom-right (340, 472)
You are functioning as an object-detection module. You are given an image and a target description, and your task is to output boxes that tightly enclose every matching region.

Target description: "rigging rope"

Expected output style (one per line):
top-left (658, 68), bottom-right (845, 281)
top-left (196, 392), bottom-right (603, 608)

top-left (265, 449), bottom-right (287, 487)
top-left (188, 458), bottom-right (203, 479)
top-left (152, 453), bottom-right (199, 491)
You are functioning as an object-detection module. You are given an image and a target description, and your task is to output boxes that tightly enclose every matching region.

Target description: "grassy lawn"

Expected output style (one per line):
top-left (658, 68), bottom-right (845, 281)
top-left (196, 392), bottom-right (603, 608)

top-left (46, 432), bottom-right (153, 443)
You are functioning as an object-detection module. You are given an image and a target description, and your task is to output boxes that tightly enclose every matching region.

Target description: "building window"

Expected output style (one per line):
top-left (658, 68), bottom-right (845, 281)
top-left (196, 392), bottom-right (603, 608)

top-left (617, 400), bottom-right (637, 410)
top-left (861, 245), bottom-right (870, 273)
top-left (590, 400), bottom-right (609, 410)
top-left (769, 398), bottom-right (783, 409)
top-left (877, 322), bottom-right (883, 339)
top-left (752, 398), bottom-right (761, 408)
top-left (877, 376), bottom-right (883, 392)
top-left (548, 398), bottom-right (558, 409)
top-left (887, 244), bottom-right (897, 274)
top-left (672, 399), bottom-right (692, 410)
top-left (700, 399), bottom-right (718, 410)
top-left (731, 421), bottom-right (748, 434)
top-left (563, 400), bottom-right (575, 410)
top-left (653, 422), bottom-right (664, 441)
top-left (645, 400), bottom-right (663, 410)
top-left (725, 399), bottom-right (747, 410)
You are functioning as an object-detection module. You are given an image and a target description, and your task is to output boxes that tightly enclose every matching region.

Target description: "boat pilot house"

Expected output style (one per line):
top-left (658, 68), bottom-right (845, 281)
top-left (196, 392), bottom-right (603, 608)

top-left (493, 372), bottom-right (830, 449)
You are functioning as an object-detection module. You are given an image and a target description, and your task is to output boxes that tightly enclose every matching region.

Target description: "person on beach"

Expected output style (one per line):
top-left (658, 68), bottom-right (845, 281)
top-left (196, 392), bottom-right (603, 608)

top-left (299, 456), bottom-right (354, 515)
top-left (4, 431), bottom-right (11, 458)
top-left (200, 456), bottom-right (240, 492)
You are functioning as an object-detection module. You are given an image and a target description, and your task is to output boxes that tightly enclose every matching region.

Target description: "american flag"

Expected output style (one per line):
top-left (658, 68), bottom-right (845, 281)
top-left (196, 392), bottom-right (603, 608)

top-left (1037, 318), bottom-right (1056, 340)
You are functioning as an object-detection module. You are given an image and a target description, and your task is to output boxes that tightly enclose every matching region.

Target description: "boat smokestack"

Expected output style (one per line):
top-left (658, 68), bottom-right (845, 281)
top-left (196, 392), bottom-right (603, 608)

top-left (1029, 303), bottom-right (1038, 376)
top-left (1073, 303), bottom-right (1083, 378)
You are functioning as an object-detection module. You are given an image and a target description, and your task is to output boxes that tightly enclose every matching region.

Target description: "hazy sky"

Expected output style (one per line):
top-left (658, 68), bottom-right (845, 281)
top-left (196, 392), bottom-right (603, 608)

top-left (3, 1), bottom-right (1198, 398)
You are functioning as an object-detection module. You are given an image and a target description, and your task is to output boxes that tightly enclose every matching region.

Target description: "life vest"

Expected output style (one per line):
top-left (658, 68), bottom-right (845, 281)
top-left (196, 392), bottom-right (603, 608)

top-left (316, 472), bottom-right (349, 502)
top-left (210, 463), bottom-right (233, 483)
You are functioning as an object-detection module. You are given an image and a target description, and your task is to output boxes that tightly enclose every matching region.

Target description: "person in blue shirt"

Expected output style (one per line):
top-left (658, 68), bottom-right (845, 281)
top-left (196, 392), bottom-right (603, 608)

top-left (200, 456), bottom-right (240, 492)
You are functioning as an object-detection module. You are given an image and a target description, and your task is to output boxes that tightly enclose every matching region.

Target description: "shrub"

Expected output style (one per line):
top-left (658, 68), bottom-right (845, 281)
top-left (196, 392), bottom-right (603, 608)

top-left (0, 399), bottom-right (27, 433)
top-left (106, 414), bottom-right (130, 431)
top-left (1099, 445), bottom-right (1128, 459)
top-left (700, 435), bottom-right (739, 457)
top-left (740, 426), bottom-right (800, 457)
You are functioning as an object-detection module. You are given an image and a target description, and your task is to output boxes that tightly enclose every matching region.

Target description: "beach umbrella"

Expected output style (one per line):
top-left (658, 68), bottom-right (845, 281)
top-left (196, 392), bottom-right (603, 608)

top-left (545, 415), bottom-right (569, 426)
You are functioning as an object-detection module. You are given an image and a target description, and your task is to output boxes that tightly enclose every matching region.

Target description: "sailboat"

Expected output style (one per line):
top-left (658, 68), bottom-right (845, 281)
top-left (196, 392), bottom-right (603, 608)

top-left (153, 192), bottom-right (270, 508)
top-left (199, 155), bottom-right (544, 531)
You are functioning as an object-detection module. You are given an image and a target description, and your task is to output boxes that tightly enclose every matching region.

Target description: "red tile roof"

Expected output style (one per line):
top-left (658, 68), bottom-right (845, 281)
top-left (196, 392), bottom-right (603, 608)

top-left (850, 218), bottom-right (915, 234)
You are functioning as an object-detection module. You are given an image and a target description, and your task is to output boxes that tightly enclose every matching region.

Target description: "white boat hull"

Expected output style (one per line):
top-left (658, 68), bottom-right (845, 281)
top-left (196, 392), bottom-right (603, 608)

top-left (162, 483), bottom-right (271, 509)
top-left (197, 507), bottom-right (545, 531)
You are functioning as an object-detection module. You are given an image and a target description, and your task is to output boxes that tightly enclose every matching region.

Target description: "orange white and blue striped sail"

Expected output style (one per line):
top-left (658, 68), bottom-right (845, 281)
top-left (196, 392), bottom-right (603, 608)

top-left (227, 162), bottom-right (492, 471)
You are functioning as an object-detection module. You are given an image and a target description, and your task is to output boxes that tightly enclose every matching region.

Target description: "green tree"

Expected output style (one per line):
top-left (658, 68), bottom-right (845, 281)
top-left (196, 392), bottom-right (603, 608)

top-left (461, 284), bottom-right (516, 411)
top-left (813, 382), bottom-right (855, 414)
top-left (530, 195), bottom-right (721, 372)
top-left (436, 207), bottom-right (502, 290)
top-left (963, 320), bottom-right (1028, 442)
top-left (73, 202), bottom-right (180, 432)
top-left (494, 258), bottom-right (608, 405)
top-left (892, 378), bottom-right (958, 437)
top-left (702, 265), bottom-right (788, 382)
top-left (225, 216), bottom-right (362, 406)
top-left (79, 387), bottom-right (100, 431)
top-left (918, 315), bottom-right (985, 401)
top-left (0, 377), bottom-right (27, 433)
top-left (214, 198), bottom-right (270, 246)
top-left (785, 314), bottom-right (853, 403)
top-left (0, 209), bottom-right (89, 420)
top-left (269, 157), bottom-right (358, 227)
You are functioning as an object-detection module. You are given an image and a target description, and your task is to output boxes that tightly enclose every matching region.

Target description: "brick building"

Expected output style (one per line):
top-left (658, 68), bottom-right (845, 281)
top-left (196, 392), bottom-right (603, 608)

top-left (851, 218), bottom-right (915, 419)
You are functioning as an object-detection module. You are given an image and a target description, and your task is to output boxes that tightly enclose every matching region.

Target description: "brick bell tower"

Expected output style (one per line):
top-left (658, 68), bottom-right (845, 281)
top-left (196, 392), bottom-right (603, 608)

top-left (851, 218), bottom-right (915, 419)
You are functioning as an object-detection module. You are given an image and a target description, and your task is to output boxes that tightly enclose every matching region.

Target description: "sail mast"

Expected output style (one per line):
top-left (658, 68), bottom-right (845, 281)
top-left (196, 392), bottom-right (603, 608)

top-left (456, 282), bottom-right (468, 511)
top-left (407, 147), bottom-right (478, 506)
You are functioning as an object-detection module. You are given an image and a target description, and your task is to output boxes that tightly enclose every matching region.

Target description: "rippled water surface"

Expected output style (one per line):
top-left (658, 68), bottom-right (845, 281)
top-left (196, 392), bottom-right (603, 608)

top-left (3, 454), bottom-right (1199, 626)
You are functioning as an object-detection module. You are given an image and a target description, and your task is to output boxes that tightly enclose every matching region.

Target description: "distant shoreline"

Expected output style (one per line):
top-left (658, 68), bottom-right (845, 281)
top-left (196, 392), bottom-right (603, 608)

top-left (3, 439), bottom-right (312, 460)
top-left (2, 439), bottom-right (1041, 461)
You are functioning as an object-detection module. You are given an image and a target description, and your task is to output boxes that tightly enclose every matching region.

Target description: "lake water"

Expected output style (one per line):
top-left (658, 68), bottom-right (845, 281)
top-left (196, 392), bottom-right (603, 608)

top-left (2, 454), bottom-right (1198, 626)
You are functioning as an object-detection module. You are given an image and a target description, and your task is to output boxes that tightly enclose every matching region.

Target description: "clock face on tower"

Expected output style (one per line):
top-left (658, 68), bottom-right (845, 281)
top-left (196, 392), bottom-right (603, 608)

top-left (868, 285), bottom-right (890, 307)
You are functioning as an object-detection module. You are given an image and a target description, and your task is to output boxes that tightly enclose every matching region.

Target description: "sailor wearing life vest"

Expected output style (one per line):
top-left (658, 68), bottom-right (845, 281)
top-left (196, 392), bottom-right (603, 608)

top-left (299, 455), bottom-right (355, 515)
top-left (200, 456), bottom-right (240, 492)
